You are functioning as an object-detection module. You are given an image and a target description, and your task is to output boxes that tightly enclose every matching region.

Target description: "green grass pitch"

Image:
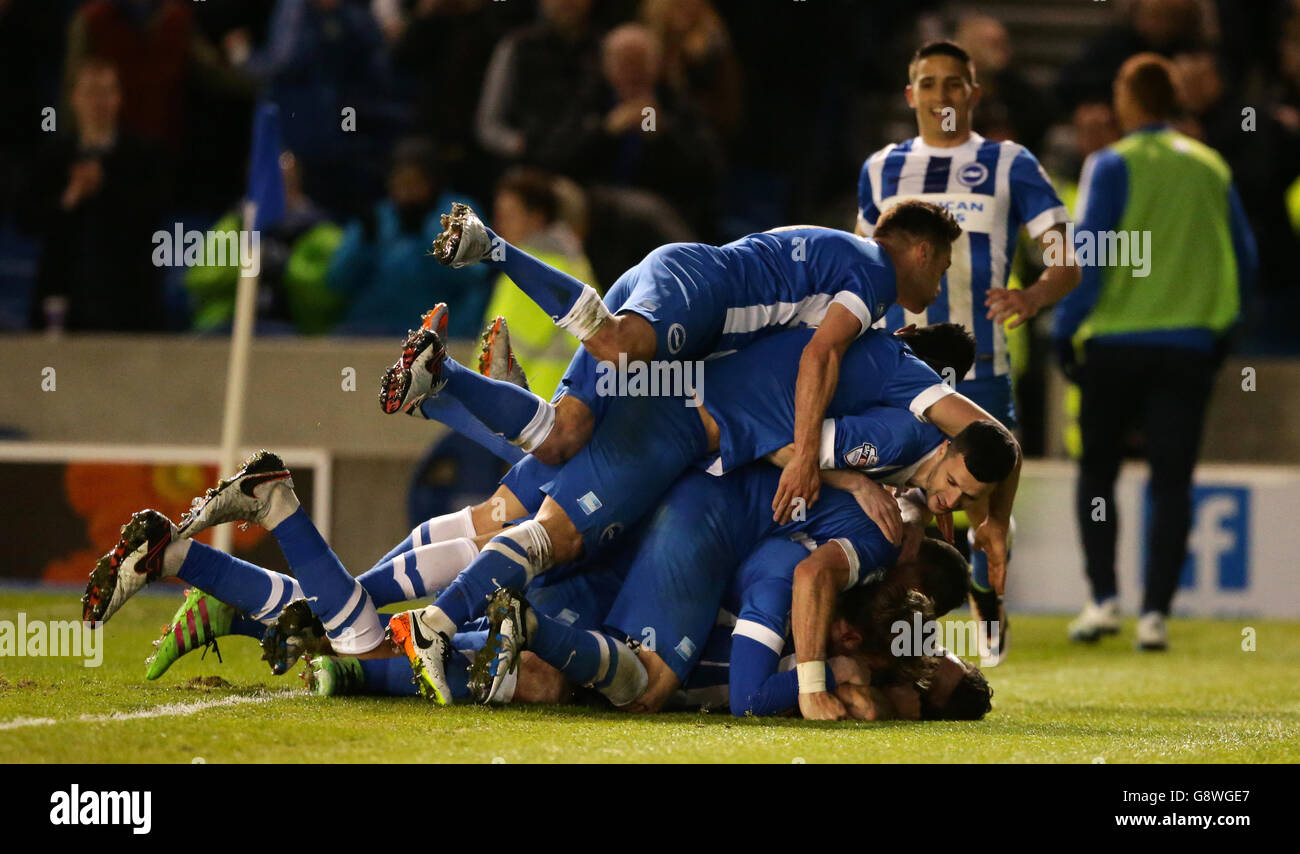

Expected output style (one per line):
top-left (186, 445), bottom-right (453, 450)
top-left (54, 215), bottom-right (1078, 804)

top-left (2, 589), bottom-right (1297, 763)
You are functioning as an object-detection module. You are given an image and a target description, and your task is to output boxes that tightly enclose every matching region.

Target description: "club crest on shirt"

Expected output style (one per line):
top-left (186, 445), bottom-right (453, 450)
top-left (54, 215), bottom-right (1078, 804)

top-left (956, 162), bottom-right (989, 187)
top-left (845, 442), bottom-right (879, 469)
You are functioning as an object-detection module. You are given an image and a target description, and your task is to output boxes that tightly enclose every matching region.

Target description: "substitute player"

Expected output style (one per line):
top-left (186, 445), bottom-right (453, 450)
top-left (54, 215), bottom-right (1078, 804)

top-left (857, 40), bottom-right (1082, 659)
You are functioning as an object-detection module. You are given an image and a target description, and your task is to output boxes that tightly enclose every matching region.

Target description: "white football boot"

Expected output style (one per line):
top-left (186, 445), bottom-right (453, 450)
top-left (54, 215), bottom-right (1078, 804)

top-left (82, 509), bottom-right (179, 623)
top-left (379, 326), bottom-right (447, 416)
top-left (470, 587), bottom-right (529, 703)
top-left (176, 450), bottom-right (296, 539)
top-left (386, 610), bottom-right (454, 704)
top-left (477, 315), bottom-right (530, 390)
top-left (430, 202), bottom-right (492, 268)
top-left (1136, 611), bottom-right (1168, 651)
top-left (1067, 597), bottom-right (1121, 643)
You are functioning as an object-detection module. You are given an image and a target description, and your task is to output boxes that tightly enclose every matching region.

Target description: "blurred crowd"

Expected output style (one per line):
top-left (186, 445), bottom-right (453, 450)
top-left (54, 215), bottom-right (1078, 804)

top-left (0, 0), bottom-right (1298, 352)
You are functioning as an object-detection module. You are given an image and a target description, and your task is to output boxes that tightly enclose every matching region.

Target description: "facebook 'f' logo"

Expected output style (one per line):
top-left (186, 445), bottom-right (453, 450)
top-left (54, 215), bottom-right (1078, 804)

top-left (1143, 485), bottom-right (1250, 591)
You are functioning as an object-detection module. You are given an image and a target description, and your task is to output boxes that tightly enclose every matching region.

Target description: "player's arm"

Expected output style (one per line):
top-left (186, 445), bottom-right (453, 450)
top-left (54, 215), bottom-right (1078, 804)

top-left (921, 392), bottom-right (1021, 528)
top-left (985, 224), bottom-right (1081, 328)
top-left (987, 147), bottom-right (1080, 327)
top-left (772, 303), bottom-right (862, 524)
top-left (921, 391), bottom-right (1021, 590)
top-left (766, 406), bottom-right (929, 544)
top-left (791, 541), bottom-right (855, 721)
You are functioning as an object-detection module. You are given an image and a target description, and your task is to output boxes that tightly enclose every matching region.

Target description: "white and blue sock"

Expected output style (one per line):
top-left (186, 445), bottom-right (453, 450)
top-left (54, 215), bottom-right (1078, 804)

top-left (357, 538), bottom-right (479, 606)
top-left (417, 395), bottom-right (526, 464)
top-left (271, 506), bottom-right (383, 655)
top-left (485, 232), bottom-right (606, 335)
top-left (529, 614), bottom-right (646, 706)
top-left (418, 520), bottom-right (551, 636)
top-left (359, 509), bottom-right (480, 606)
top-left (172, 539), bottom-right (304, 624)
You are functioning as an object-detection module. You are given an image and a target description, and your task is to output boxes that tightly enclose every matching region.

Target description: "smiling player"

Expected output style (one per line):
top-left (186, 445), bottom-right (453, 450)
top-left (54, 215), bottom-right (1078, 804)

top-left (857, 40), bottom-right (1082, 659)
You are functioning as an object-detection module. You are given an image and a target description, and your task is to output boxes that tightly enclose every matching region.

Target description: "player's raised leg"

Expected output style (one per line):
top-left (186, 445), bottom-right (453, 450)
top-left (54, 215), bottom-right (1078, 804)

top-left (387, 496), bottom-right (581, 704)
top-left (473, 587), bottom-right (648, 707)
top-left (179, 451), bottom-right (387, 660)
top-left (430, 202), bottom-right (657, 364)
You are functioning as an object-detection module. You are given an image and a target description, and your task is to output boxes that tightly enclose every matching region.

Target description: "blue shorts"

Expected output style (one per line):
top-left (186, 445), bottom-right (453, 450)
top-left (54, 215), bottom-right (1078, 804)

top-left (498, 454), bottom-right (561, 515)
top-left (541, 392), bottom-right (710, 555)
top-left (956, 374), bottom-right (1018, 431)
top-left (601, 473), bottom-right (753, 685)
top-left (526, 564), bottom-right (624, 632)
top-left (667, 626), bottom-right (733, 710)
top-left (556, 245), bottom-right (723, 420)
top-left (725, 536), bottom-right (809, 639)
top-left (616, 243), bottom-right (726, 360)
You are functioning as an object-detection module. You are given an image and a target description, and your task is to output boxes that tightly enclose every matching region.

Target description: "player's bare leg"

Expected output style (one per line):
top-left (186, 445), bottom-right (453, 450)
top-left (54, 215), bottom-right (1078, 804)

top-left (513, 651), bottom-right (573, 704)
top-left (526, 395), bottom-right (594, 466)
top-left (469, 484), bottom-right (531, 537)
top-left (581, 312), bottom-right (657, 365)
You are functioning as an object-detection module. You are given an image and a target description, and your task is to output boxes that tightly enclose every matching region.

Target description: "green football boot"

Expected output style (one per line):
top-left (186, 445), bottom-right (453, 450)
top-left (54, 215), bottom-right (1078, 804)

top-left (145, 588), bottom-right (236, 680)
top-left (305, 655), bottom-right (366, 697)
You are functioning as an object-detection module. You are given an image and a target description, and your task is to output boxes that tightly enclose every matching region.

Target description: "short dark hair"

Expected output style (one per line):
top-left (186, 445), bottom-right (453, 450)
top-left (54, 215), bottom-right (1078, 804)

top-left (874, 200), bottom-right (962, 247)
top-left (921, 664), bottom-right (992, 720)
top-left (911, 538), bottom-right (970, 617)
top-left (1117, 53), bottom-right (1179, 119)
top-left (496, 167), bottom-right (560, 224)
top-left (897, 322), bottom-right (976, 382)
top-left (948, 419), bottom-right (1018, 484)
top-left (909, 40), bottom-right (975, 84)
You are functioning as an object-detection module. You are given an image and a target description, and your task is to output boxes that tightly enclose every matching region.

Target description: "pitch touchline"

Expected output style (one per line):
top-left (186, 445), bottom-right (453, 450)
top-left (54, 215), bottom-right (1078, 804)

top-left (0, 691), bottom-right (303, 731)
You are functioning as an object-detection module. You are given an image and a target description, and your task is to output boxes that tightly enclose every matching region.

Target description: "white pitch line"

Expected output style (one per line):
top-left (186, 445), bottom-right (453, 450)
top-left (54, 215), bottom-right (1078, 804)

top-left (0, 691), bottom-right (302, 731)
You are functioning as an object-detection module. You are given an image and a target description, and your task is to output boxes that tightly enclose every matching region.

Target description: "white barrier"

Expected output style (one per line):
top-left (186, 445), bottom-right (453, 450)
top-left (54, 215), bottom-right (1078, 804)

top-left (1009, 460), bottom-right (1300, 618)
top-left (0, 442), bottom-right (332, 541)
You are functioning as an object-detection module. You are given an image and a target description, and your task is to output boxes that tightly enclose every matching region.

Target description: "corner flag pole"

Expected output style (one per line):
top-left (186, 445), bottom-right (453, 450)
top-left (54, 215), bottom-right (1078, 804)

top-left (214, 103), bottom-right (284, 553)
top-left (213, 202), bottom-right (260, 554)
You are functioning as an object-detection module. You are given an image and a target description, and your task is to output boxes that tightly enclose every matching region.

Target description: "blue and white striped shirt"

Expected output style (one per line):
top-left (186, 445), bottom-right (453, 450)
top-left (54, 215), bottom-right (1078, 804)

top-left (858, 133), bottom-right (1069, 379)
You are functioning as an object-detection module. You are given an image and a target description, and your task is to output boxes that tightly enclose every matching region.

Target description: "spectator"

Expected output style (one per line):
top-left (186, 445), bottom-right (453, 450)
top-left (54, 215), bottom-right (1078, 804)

top-left (241, 0), bottom-right (392, 217)
top-left (15, 57), bottom-right (169, 332)
top-left (1045, 100), bottom-right (1122, 214)
top-left (185, 151), bottom-right (344, 335)
top-left (327, 138), bottom-right (490, 337)
top-left (484, 168), bottom-right (597, 398)
top-left (391, 0), bottom-right (526, 202)
top-left (1055, 0), bottom-right (1206, 114)
top-left (0, 0), bottom-right (78, 202)
top-left (1175, 48), bottom-right (1300, 350)
top-left (640, 0), bottom-right (741, 140)
top-left (63, 0), bottom-right (253, 153)
top-left (582, 185), bottom-right (695, 292)
top-left (1212, 0), bottom-right (1292, 93)
top-left (475, 0), bottom-right (600, 162)
top-left (955, 14), bottom-right (1054, 152)
top-left (534, 23), bottom-right (724, 235)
